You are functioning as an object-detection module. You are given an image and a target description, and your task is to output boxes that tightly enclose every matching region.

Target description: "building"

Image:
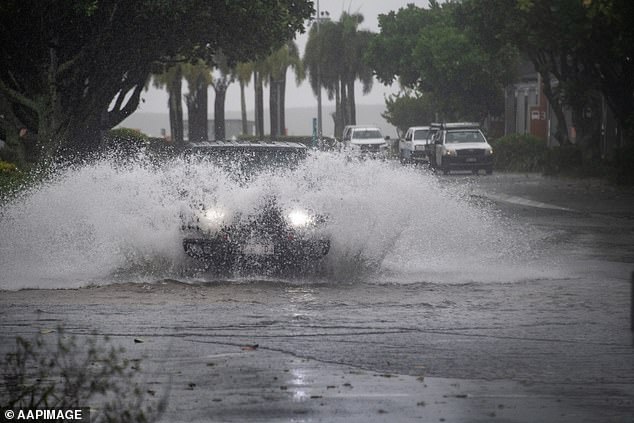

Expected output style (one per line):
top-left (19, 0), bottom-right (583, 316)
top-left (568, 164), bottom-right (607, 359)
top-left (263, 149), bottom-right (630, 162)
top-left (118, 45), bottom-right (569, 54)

top-left (504, 60), bottom-right (624, 159)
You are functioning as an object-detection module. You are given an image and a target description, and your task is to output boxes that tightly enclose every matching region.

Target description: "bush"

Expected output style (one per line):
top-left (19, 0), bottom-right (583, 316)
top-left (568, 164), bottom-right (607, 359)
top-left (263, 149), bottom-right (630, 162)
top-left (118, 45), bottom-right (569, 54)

top-left (1, 329), bottom-right (164, 422)
top-left (489, 134), bottom-right (548, 172)
top-left (542, 144), bottom-right (585, 176)
top-left (0, 160), bottom-right (25, 198)
top-left (102, 128), bottom-right (150, 154)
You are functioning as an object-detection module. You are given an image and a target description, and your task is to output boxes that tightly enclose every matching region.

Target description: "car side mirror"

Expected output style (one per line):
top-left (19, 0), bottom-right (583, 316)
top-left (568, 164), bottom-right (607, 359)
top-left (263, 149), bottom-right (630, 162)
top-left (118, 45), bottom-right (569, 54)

top-left (384, 136), bottom-right (390, 140)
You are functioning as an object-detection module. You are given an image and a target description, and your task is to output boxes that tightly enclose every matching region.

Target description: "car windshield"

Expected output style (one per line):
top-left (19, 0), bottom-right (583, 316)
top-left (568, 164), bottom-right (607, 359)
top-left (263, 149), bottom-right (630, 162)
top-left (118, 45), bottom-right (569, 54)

top-left (352, 130), bottom-right (382, 139)
top-left (188, 146), bottom-right (306, 179)
top-left (445, 130), bottom-right (485, 144)
top-left (413, 130), bottom-right (430, 140)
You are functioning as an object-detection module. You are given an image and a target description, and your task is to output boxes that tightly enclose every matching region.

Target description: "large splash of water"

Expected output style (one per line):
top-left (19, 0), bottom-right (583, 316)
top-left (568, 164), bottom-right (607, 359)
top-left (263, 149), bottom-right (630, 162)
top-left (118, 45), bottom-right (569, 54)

top-left (0, 151), bottom-right (545, 289)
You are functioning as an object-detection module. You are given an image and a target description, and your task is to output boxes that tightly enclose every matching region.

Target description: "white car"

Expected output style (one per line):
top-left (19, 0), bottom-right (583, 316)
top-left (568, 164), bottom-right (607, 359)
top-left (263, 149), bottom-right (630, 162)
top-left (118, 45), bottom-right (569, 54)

top-left (341, 125), bottom-right (389, 158)
top-left (398, 125), bottom-right (438, 164)
top-left (428, 122), bottom-right (494, 175)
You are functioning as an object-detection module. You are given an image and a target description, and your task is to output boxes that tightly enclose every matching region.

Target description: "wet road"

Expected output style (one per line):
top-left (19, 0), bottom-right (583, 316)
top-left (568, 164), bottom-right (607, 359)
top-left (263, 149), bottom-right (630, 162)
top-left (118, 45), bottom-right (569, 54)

top-left (1, 172), bottom-right (633, 422)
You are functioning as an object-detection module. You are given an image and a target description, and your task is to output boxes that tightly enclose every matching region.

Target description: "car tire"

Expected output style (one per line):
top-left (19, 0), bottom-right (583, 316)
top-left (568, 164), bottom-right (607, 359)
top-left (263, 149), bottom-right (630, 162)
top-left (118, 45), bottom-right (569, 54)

top-left (485, 167), bottom-right (493, 175)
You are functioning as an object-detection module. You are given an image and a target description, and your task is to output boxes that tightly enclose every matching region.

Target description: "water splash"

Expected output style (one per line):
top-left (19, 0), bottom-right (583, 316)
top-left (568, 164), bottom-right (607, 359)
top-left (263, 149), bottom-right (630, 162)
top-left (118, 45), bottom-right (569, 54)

top-left (0, 151), bottom-right (544, 290)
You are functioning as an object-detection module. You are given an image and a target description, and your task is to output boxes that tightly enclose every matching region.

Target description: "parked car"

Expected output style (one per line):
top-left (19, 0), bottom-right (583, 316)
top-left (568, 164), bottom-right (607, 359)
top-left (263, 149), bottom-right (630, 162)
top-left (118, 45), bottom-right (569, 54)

top-left (428, 122), bottom-right (494, 175)
top-left (181, 141), bottom-right (330, 272)
top-left (341, 125), bottom-right (389, 158)
top-left (398, 125), bottom-right (439, 164)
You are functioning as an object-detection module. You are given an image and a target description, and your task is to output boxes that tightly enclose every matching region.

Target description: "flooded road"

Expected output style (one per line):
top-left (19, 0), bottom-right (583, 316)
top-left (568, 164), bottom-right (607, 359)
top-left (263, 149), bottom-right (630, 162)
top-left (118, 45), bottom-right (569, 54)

top-left (1, 155), bottom-right (633, 422)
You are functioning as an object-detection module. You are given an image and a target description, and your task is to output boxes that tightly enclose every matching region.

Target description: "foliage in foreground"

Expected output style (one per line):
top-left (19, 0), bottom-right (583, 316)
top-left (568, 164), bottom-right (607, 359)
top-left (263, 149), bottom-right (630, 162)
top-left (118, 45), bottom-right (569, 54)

top-left (1, 329), bottom-right (164, 422)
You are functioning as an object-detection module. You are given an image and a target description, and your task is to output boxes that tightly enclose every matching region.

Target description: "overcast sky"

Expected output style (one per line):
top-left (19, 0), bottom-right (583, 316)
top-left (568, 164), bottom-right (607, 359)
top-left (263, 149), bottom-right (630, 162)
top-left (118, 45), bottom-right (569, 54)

top-left (135, 0), bottom-right (431, 115)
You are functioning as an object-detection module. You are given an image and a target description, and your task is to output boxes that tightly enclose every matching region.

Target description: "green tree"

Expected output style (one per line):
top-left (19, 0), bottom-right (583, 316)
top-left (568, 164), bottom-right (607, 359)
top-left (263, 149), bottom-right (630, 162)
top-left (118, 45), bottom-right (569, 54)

top-left (152, 63), bottom-right (185, 146)
top-left (235, 62), bottom-right (254, 136)
top-left (184, 61), bottom-right (212, 143)
top-left (382, 91), bottom-right (436, 137)
top-left (303, 12), bottom-right (374, 137)
top-left (210, 53), bottom-right (234, 141)
top-left (458, 0), bottom-right (634, 148)
top-left (0, 0), bottom-right (313, 158)
top-left (264, 42), bottom-right (304, 137)
top-left (366, 2), bottom-right (517, 122)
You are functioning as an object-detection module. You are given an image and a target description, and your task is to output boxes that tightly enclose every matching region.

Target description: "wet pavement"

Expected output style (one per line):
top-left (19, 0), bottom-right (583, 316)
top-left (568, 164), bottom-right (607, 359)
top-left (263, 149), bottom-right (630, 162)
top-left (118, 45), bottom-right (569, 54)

top-left (1, 172), bottom-right (634, 422)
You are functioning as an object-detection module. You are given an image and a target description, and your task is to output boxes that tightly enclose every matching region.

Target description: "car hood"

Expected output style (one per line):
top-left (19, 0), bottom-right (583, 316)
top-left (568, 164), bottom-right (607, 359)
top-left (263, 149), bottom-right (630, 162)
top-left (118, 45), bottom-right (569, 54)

top-left (445, 142), bottom-right (491, 150)
top-left (350, 139), bottom-right (386, 145)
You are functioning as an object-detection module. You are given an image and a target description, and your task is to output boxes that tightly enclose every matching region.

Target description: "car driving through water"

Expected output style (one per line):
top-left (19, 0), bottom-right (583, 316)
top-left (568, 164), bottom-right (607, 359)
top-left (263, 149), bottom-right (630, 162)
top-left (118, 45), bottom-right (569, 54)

top-left (181, 141), bottom-right (330, 273)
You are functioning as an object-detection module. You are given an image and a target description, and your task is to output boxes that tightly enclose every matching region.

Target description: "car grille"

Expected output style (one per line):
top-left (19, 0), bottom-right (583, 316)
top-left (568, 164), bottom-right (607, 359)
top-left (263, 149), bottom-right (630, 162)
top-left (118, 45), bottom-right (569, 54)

top-left (457, 149), bottom-right (485, 157)
top-left (360, 144), bottom-right (381, 152)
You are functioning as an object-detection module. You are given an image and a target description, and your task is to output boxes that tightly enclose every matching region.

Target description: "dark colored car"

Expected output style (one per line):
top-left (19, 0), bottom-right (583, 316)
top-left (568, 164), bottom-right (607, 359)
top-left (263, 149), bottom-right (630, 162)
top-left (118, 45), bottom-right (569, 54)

top-left (181, 141), bottom-right (330, 272)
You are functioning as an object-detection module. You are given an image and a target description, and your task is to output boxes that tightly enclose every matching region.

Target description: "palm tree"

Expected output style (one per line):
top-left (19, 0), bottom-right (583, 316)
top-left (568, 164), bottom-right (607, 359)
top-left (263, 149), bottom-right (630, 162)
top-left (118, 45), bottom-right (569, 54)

top-left (210, 52), bottom-right (235, 141)
top-left (340, 13), bottom-right (374, 126)
top-left (263, 42), bottom-right (304, 137)
top-left (235, 62), bottom-right (254, 135)
top-left (183, 61), bottom-right (212, 142)
top-left (152, 63), bottom-right (184, 146)
top-left (303, 12), bottom-right (374, 137)
top-left (252, 60), bottom-right (266, 137)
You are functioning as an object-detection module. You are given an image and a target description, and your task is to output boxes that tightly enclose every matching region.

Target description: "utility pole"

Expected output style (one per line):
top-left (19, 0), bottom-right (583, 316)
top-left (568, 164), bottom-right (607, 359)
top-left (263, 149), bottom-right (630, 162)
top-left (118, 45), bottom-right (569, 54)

top-left (316, 0), bottom-right (323, 143)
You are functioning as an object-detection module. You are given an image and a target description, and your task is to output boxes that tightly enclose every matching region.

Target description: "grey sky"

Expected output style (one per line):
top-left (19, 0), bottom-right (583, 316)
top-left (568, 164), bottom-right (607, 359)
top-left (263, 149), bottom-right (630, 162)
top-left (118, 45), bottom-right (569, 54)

top-left (135, 0), bottom-right (430, 115)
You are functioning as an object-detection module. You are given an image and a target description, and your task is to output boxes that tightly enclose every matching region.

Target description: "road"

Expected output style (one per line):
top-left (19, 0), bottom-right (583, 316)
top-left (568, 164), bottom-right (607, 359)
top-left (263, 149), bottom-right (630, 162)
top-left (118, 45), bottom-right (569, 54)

top-left (1, 171), bottom-right (633, 422)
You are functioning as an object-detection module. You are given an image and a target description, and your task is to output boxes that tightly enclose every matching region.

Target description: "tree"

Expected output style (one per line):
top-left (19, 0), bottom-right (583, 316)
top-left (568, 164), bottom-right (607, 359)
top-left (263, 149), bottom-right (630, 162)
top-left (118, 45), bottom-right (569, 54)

top-left (0, 0), bottom-right (313, 158)
top-left (184, 61), bottom-right (212, 143)
top-left (366, 2), bottom-right (517, 123)
top-left (264, 42), bottom-right (304, 137)
top-left (235, 62), bottom-right (253, 135)
top-left (382, 91), bottom-right (437, 137)
top-left (210, 53), bottom-right (234, 141)
top-left (303, 12), bottom-right (374, 137)
top-left (458, 0), bottom-right (634, 147)
top-left (152, 64), bottom-right (184, 146)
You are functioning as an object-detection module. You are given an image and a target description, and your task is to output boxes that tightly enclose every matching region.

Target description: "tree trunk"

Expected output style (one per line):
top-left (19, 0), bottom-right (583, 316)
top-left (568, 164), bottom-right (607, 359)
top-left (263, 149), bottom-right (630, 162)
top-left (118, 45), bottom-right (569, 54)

top-left (240, 80), bottom-right (248, 135)
top-left (334, 82), bottom-right (342, 138)
top-left (186, 74), bottom-right (208, 142)
top-left (254, 71), bottom-right (264, 137)
top-left (347, 78), bottom-right (356, 126)
top-left (168, 67), bottom-right (184, 146)
top-left (280, 73), bottom-right (287, 136)
top-left (340, 79), bottom-right (348, 128)
top-left (269, 75), bottom-right (279, 137)
top-left (214, 85), bottom-right (227, 141)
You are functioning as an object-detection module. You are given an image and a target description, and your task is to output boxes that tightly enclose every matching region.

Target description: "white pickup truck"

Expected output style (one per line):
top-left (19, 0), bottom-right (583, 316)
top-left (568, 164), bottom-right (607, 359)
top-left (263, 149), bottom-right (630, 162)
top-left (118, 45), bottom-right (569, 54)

top-left (398, 126), bottom-right (437, 164)
top-left (428, 122), bottom-right (494, 175)
top-left (341, 125), bottom-right (389, 158)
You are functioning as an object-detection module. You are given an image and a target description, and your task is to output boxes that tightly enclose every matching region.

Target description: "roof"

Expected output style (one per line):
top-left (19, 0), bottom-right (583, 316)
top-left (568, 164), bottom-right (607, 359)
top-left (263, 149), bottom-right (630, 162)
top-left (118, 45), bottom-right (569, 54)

top-left (350, 126), bottom-right (381, 131)
top-left (188, 140), bottom-right (308, 150)
top-left (441, 122), bottom-right (480, 130)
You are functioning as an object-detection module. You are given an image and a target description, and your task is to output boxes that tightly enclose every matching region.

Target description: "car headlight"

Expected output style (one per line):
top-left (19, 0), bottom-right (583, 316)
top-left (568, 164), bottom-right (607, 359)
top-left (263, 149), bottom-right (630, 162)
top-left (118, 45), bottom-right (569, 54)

top-left (286, 209), bottom-right (315, 228)
top-left (195, 207), bottom-right (229, 233)
top-left (485, 148), bottom-right (493, 156)
top-left (443, 148), bottom-right (457, 156)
